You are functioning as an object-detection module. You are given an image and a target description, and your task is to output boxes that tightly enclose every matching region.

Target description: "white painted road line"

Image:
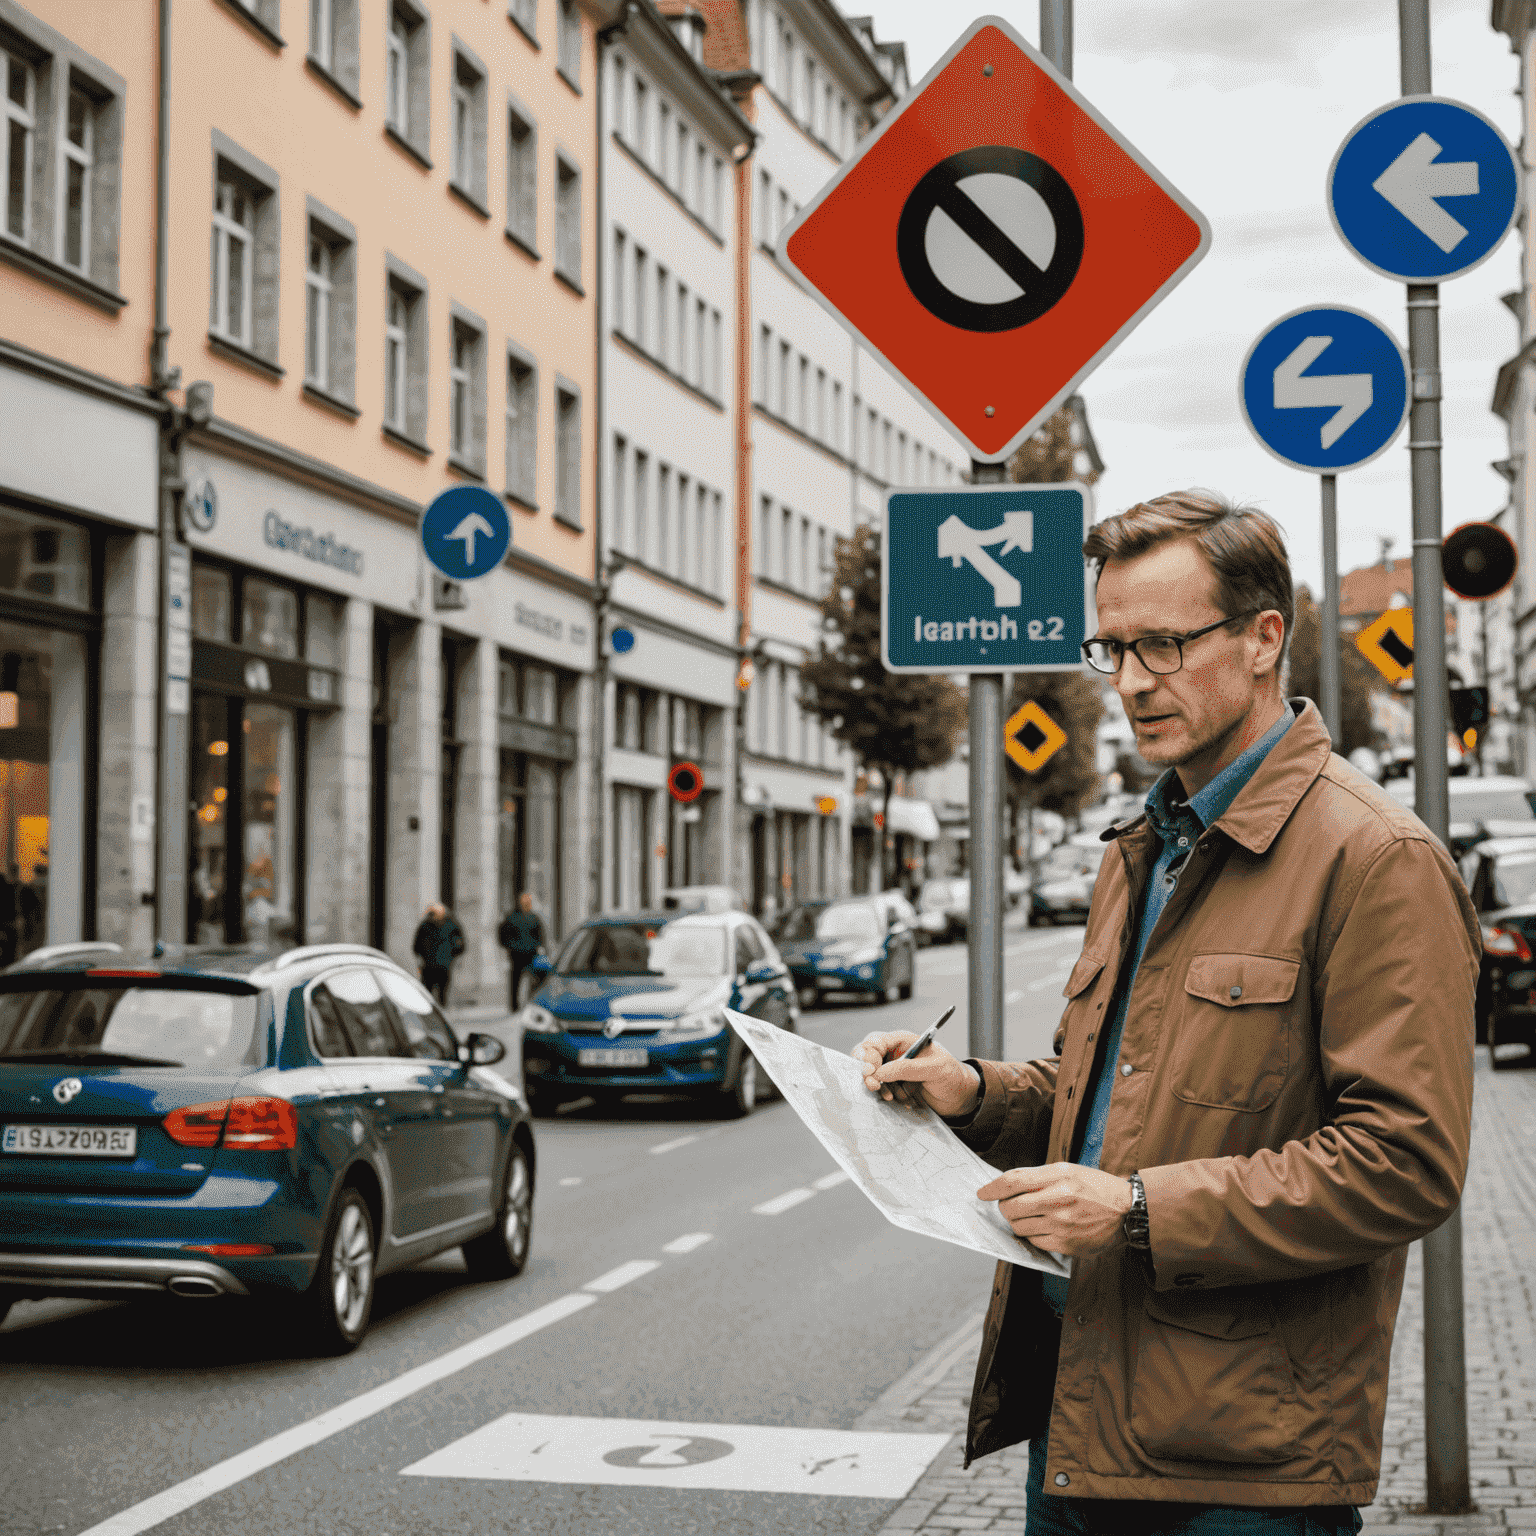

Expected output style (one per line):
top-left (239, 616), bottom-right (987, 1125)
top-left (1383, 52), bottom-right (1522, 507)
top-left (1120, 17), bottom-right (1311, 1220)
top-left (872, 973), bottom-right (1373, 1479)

top-left (812, 1170), bottom-right (851, 1191)
top-left (1005, 989), bottom-right (1024, 1003)
top-left (75, 1291), bottom-right (597, 1536)
top-left (752, 1187), bottom-right (816, 1216)
top-left (558, 1177), bottom-right (582, 1186)
top-left (649, 1134), bottom-right (699, 1156)
top-left (661, 1232), bottom-right (714, 1255)
top-left (1026, 972), bottom-right (1067, 991)
top-left (583, 1260), bottom-right (662, 1293)
top-left (401, 1412), bottom-right (951, 1499)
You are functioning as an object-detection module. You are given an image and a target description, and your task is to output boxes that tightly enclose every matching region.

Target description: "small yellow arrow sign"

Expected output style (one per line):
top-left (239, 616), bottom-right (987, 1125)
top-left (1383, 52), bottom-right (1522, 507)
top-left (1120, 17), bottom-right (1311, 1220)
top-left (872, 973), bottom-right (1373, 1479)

top-left (1355, 608), bottom-right (1414, 685)
top-left (1005, 700), bottom-right (1068, 772)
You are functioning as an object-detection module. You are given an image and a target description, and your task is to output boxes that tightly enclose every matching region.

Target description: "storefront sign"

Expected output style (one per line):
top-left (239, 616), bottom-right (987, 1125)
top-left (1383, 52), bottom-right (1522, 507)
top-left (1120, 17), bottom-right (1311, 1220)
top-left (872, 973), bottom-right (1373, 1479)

top-left (516, 600), bottom-right (587, 648)
top-left (263, 510), bottom-right (364, 576)
top-left (193, 639), bottom-right (341, 713)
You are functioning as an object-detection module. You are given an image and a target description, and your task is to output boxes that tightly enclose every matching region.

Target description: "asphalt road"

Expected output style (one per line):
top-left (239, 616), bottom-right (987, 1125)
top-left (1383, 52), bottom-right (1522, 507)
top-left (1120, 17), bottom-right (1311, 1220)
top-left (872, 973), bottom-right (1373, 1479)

top-left (0, 914), bottom-right (1086, 1536)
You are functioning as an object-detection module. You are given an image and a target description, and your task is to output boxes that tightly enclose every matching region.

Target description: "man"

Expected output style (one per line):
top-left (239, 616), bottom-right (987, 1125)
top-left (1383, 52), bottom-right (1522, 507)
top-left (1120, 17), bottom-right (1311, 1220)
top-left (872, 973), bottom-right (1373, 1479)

top-left (498, 892), bottom-right (547, 1011)
top-left (856, 490), bottom-right (1477, 1533)
top-left (412, 902), bottom-right (465, 1006)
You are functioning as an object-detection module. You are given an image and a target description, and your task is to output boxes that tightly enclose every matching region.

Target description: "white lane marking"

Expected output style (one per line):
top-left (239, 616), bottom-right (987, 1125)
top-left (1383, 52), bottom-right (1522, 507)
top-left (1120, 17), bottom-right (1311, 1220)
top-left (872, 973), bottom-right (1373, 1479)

top-left (812, 1170), bottom-right (851, 1191)
top-left (649, 1134), bottom-right (699, 1156)
top-left (1005, 989), bottom-right (1024, 1003)
top-left (583, 1260), bottom-right (662, 1293)
top-left (558, 1177), bottom-right (582, 1186)
top-left (1026, 972), bottom-right (1067, 991)
top-left (752, 1187), bottom-right (816, 1216)
top-left (76, 1292), bottom-right (597, 1536)
top-left (401, 1412), bottom-right (951, 1499)
top-left (661, 1232), bottom-right (714, 1255)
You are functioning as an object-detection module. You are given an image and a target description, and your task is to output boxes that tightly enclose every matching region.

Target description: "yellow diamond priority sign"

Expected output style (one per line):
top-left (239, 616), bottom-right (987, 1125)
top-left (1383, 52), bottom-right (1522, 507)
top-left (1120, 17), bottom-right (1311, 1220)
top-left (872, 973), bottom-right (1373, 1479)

top-left (1355, 608), bottom-right (1414, 685)
top-left (1005, 701), bottom-right (1067, 773)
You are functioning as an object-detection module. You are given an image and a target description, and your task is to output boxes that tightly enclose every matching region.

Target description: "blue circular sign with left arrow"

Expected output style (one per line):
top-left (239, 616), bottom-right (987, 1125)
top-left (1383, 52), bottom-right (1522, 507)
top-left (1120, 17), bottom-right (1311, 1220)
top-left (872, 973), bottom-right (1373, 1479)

top-left (420, 485), bottom-right (512, 580)
top-left (1328, 96), bottom-right (1519, 284)
top-left (1239, 305), bottom-right (1410, 474)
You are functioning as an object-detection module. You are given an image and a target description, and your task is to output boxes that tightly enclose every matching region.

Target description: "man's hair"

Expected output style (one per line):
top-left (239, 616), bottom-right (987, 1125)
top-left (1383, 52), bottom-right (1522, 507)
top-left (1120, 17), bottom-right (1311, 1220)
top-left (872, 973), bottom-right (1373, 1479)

top-left (1081, 489), bottom-right (1294, 670)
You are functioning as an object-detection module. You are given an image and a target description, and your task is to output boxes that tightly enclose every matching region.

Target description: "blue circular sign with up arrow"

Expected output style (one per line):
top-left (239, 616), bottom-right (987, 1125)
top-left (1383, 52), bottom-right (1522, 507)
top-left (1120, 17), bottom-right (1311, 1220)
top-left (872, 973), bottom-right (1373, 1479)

top-left (1328, 96), bottom-right (1519, 284)
top-left (420, 485), bottom-right (511, 580)
top-left (1239, 305), bottom-right (1410, 474)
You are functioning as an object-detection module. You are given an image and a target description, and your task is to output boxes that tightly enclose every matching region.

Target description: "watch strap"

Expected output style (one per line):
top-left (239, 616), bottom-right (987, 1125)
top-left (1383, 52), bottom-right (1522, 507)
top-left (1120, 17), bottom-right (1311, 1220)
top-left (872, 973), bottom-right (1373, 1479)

top-left (1123, 1170), bottom-right (1151, 1251)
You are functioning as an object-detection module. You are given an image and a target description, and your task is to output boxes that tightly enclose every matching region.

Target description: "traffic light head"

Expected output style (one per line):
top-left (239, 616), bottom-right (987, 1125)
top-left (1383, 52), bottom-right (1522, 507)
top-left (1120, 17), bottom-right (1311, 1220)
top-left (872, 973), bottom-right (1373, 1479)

top-left (1449, 686), bottom-right (1489, 735)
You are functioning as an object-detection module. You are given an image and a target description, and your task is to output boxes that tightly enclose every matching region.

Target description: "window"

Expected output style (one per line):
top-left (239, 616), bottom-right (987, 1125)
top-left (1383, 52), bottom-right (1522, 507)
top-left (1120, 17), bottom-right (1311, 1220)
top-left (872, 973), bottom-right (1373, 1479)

top-left (694, 296), bottom-right (706, 388)
top-left (557, 0), bottom-right (581, 88)
top-left (657, 102), bottom-right (670, 182)
top-left (554, 379), bottom-right (581, 528)
top-left (383, 256), bottom-right (427, 443)
top-left (448, 307), bottom-right (486, 473)
top-left (656, 464), bottom-right (670, 573)
top-left (305, 235), bottom-right (331, 387)
top-left (693, 481), bottom-right (707, 587)
top-left (634, 451), bottom-right (649, 560)
top-left (450, 43), bottom-right (488, 209)
top-left (633, 245), bottom-right (648, 348)
top-left (712, 156), bottom-right (724, 233)
top-left (506, 96), bottom-right (536, 250)
top-left (799, 516), bottom-right (810, 591)
top-left (757, 167), bottom-right (770, 245)
top-left (309, 0), bottom-right (360, 95)
top-left (711, 309), bottom-right (722, 398)
top-left (817, 527), bottom-right (827, 594)
top-left (60, 86), bottom-right (91, 273)
top-left (797, 355), bottom-right (808, 429)
top-left (780, 507), bottom-right (792, 585)
top-left (632, 76), bottom-right (648, 157)
top-left (655, 265), bottom-right (668, 361)
top-left (509, 0), bottom-right (536, 41)
top-left (676, 282), bottom-right (688, 376)
top-left (832, 381), bottom-right (843, 453)
top-left (505, 344), bottom-right (536, 502)
top-left (385, 2), bottom-right (430, 163)
top-left (555, 152), bottom-right (580, 287)
top-left (777, 340), bottom-right (790, 416)
top-left (211, 177), bottom-right (254, 348)
top-left (611, 54), bottom-right (625, 128)
top-left (756, 497), bottom-right (771, 579)
top-left (4, 51), bottom-right (32, 243)
top-left (756, 324), bottom-right (769, 403)
top-left (611, 435), bottom-right (628, 553)
top-left (816, 368), bottom-right (826, 442)
top-left (710, 492), bottom-right (723, 597)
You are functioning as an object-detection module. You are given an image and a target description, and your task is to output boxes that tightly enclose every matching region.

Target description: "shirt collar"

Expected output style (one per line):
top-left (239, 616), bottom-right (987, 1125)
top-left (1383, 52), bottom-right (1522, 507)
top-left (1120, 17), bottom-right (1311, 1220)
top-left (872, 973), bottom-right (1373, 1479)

top-left (1143, 705), bottom-right (1296, 842)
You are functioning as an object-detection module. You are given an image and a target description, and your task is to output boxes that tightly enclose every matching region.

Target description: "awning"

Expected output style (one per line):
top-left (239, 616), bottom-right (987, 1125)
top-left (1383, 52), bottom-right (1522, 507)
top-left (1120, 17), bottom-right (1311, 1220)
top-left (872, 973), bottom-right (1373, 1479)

top-left (883, 797), bottom-right (942, 841)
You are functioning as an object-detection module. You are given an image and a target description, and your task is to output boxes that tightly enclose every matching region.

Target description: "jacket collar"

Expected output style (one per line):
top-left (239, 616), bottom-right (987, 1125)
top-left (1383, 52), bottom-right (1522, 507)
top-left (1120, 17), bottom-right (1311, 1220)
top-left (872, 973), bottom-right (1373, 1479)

top-left (1099, 698), bottom-right (1332, 856)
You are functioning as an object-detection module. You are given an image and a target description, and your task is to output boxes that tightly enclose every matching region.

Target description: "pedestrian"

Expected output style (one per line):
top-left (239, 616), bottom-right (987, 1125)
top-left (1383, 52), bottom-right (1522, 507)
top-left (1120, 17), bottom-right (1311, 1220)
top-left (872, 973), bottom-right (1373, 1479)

top-left (498, 891), bottom-right (547, 1012)
top-left (412, 901), bottom-right (465, 1006)
top-left (855, 490), bottom-right (1478, 1533)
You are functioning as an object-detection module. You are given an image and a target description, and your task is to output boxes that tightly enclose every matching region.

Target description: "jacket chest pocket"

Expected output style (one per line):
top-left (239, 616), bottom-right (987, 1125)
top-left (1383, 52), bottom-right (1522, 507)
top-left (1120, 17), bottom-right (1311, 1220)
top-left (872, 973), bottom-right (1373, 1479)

top-left (1169, 953), bottom-right (1300, 1113)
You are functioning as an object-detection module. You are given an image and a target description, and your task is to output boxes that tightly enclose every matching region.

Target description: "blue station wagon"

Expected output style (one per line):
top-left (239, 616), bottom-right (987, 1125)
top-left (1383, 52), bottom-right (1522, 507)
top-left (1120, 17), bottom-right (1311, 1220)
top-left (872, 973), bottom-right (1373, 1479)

top-left (0, 942), bottom-right (534, 1353)
top-left (519, 911), bottom-right (796, 1116)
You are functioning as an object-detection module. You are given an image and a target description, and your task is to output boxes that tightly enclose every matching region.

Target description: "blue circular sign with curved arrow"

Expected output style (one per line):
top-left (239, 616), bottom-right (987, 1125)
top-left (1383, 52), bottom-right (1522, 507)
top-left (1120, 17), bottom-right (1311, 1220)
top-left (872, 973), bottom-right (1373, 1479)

top-left (1239, 305), bottom-right (1410, 474)
top-left (1328, 96), bottom-right (1519, 284)
top-left (420, 485), bottom-right (512, 580)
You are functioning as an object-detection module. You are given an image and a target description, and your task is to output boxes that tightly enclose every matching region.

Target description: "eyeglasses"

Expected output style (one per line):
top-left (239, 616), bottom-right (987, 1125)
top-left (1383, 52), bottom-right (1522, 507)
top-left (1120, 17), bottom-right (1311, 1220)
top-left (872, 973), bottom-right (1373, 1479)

top-left (1081, 610), bottom-right (1262, 676)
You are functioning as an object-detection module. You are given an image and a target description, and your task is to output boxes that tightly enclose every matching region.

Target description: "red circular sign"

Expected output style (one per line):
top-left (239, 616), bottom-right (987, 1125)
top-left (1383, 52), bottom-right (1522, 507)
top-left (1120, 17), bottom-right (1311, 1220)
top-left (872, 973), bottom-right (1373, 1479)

top-left (668, 762), bottom-right (704, 803)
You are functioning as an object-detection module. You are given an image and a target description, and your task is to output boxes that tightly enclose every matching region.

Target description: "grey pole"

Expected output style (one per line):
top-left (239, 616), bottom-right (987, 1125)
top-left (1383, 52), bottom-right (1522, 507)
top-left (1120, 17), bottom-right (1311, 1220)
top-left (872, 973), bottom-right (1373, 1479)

top-left (1319, 475), bottom-right (1341, 747)
top-left (968, 461), bottom-right (1007, 1062)
top-left (1040, 0), bottom-right (1073, 77)
top-left (1398, 0), bottom-right (1471, 1514)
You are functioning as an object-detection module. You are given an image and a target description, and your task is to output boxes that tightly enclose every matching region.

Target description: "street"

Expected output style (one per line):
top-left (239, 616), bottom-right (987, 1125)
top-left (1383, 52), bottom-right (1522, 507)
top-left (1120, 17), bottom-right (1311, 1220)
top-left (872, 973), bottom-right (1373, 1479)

top-left (0, 916), bottom-right (1082, 1536)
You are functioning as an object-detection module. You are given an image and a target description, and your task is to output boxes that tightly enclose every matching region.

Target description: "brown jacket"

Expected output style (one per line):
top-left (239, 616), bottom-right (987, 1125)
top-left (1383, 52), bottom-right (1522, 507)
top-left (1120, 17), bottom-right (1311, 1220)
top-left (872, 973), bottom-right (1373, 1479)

top-left (959, 700), bottom-right (1478, 1506)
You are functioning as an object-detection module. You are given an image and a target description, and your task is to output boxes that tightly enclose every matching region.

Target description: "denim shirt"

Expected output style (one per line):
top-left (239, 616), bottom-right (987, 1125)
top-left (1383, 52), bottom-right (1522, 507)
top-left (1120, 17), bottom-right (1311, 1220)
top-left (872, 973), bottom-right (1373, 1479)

top-left (1040, 705), bottom-right (1295, 1316)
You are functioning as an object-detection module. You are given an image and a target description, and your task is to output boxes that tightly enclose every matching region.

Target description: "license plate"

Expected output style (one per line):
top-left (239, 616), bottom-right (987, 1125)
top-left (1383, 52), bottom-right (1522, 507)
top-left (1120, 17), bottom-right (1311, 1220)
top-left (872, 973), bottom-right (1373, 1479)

top-left (3, 1124), bottom-right (137, 1157)
top-left (577, 1048), bottom-right (648, 1069)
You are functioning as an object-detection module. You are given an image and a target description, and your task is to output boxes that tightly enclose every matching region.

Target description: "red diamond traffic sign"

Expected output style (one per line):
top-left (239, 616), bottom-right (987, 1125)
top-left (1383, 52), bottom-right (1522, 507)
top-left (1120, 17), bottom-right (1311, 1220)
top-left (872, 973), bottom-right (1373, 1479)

top-left (780, 16), bottom-right (1211, 463)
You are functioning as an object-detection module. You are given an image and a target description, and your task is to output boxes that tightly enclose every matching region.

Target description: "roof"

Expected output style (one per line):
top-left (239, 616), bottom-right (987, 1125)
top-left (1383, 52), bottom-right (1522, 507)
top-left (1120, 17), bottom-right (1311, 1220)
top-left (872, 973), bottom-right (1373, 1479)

top-left (1339, 555), bottom-right (1414, 617)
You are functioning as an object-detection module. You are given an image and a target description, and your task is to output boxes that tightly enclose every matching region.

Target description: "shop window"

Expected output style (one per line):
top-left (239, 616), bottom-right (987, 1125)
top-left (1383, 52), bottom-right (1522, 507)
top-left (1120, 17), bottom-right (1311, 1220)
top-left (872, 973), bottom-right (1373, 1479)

top-left (554, 377), bottom-right (581, 529)
top-left (554, 151), bottom-right (580, 289)
top-left (448, 305), bottom-right (487, 475)
top-left (383, 255), bottom-right (428, 446)
top-left (210, 134), bottom-right (280, 368)
top-left (0, 509), bottom-right (90, 609)
top-left (304, 591), bottom-right (343, 666)
top-left (506, 95), bottom-right (537, 253)
top-left (449, 41), bottom-right (488, 212)
top-left (191, 563), bottom-right (232, 642)
top-left (308, 0), bottom-right (360, 99)
top-left (304, 200), bottom-right (356, 406)
top-left (241, 577), bottom-right (300, 658)
top-left (385, 0), bottom-right (431, 165)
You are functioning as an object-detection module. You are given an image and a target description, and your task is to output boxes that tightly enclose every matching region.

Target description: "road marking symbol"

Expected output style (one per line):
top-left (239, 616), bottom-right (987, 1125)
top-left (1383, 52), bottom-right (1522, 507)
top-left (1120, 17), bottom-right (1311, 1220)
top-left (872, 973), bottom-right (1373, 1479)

top-left (583, 1260), bottom-right (662, 1294)
top-left (661, 1232), bottom-right (714, 1255)
top-left (649, 1134), bottom-right (699, 1156)
top-left (812, 1170), bottom-right (852, 1191)
top-left (752, 1187), bottom-right (817, 1216)
top-left (558, 1176), bottom-right (582, 1186)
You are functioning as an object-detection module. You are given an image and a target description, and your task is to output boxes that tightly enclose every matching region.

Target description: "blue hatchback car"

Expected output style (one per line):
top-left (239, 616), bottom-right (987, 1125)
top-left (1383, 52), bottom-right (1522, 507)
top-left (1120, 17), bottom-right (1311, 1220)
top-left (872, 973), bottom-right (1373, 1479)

top-left (519, 911), bottom-right (796, 1117)
top-left (0, 941), bottom-right (534, 1354)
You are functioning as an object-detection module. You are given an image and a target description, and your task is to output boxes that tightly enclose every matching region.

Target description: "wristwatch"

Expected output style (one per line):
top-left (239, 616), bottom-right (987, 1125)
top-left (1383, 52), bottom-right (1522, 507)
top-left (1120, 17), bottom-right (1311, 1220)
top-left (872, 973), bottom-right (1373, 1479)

top-left (1123, 1171), bottom-right (1151, 1251)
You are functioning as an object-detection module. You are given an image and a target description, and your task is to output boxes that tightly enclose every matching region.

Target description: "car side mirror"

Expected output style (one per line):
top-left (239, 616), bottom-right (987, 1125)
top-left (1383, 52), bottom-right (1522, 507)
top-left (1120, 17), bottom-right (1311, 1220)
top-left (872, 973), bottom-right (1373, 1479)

top-left (744, 959), bottom-right (778, 984)
top-left (458, 1031), bottom-right (507, 1066)
top-left (528, 955), bottom-right (553, 977)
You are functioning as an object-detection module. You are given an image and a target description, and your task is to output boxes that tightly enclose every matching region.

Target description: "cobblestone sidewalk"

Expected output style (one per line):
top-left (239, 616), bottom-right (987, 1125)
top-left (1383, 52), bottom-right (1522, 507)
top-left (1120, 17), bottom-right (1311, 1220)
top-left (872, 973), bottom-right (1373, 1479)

top-left (861, 1056), bottom-right (1536, 1535)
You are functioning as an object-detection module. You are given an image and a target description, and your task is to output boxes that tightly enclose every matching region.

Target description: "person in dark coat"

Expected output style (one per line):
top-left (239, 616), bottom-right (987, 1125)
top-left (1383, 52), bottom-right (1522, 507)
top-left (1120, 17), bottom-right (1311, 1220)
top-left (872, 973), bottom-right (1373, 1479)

top-left (497, 892), bottom-right (547, 1011)
top-left (412, 902), bottom-right (465, 1005)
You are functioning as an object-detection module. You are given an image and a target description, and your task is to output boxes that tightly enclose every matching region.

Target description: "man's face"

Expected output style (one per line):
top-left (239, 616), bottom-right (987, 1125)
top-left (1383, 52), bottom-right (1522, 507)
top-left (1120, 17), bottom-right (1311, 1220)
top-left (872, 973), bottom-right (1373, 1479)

top-left (519, 893), bottom-right (533, 912)
top-left (1092, 539), bottom-right (1282, 777)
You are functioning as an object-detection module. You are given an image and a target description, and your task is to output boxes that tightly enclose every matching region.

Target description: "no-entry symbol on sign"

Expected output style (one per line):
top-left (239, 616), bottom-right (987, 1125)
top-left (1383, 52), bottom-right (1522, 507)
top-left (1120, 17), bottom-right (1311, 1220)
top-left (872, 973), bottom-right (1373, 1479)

top-left (896, 147), bottom-right (1084, 333)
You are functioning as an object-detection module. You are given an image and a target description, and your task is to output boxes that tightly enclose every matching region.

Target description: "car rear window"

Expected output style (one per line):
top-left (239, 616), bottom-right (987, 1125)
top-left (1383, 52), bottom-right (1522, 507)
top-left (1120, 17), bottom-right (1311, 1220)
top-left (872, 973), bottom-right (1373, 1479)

top-left (1493, 858), bottom-right (1536, 910)
top-left (0, 986), bottom-right (260, 1069)
top-left (1454, 790), bottom-right (1536, 822)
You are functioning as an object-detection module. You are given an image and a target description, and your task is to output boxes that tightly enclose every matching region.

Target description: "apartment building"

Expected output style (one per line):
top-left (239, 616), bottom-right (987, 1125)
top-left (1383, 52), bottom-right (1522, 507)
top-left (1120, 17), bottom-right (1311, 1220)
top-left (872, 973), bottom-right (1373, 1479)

top-left (0, 0), bottom-right (605, 1004)
top-left (600, 0), bottom-right (752, 909)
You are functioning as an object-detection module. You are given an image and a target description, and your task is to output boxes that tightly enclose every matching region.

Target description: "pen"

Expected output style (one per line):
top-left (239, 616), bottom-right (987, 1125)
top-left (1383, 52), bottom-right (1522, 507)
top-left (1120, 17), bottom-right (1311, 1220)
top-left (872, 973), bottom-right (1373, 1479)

top-left (885, 1005), bottom-right (956, 1104)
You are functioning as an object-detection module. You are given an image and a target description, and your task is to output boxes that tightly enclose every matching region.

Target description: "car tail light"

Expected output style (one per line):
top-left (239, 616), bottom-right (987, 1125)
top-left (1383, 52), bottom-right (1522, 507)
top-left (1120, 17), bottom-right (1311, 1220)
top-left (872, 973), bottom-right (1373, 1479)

top-left (221, 1097), bottom-right (298, 1151)
top-left (183, 1243), bottom-right (275, 1256)
top-left (1482, 925), bottom-right (1533, 960)
top-left (163, 1100), bottom-right (231, 1148)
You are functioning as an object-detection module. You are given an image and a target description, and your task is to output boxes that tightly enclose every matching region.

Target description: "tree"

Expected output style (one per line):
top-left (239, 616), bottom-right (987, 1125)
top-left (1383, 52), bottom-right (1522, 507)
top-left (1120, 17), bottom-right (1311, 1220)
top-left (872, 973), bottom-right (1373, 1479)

top-left (1287, 585), bottom-right (1383, 757)
top-left (800, 523), bottom-right (967, 889)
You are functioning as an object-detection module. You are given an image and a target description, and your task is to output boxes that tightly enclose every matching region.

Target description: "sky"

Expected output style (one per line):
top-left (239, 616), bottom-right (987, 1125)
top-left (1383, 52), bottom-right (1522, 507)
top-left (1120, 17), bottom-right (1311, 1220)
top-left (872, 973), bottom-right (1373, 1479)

top-left (856, 0), bottom-right (1523, 598)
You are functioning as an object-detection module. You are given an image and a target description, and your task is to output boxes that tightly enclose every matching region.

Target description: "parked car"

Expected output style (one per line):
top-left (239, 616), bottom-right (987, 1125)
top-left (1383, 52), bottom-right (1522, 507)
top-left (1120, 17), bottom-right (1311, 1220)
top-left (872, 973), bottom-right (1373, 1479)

top-left (875, 889), bottom-right (923, 940)
top-left (519, 911), bottom-right (795, 1117)
top-left (918, 878), bottom-right (969, 943)
top-left (661, 885), bottom-right (745, 915)
top-left (0, 941), bottom-right (532, 1353)
top-left (777, 897), bottom-right (916, 1009)
top-left (1386, 773), bottom-right (1536, 860)
top-left (1030, 838), bottom-right (1108, 925)
top-left (770, 899), bottom-right (833, 944)
top-left (1004, 864), bottom-right (1030, 908)
top-left (1456, 837), bottom-right (1536, 1061)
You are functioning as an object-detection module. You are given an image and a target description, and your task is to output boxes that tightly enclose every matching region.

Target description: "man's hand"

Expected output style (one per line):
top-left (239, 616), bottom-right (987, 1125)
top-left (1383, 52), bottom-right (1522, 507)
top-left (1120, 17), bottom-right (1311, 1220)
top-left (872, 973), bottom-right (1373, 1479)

top-left (852, 1032), bottom-right (980, 1117)
top-left (977, 1163), bottom-right (1134, 1257)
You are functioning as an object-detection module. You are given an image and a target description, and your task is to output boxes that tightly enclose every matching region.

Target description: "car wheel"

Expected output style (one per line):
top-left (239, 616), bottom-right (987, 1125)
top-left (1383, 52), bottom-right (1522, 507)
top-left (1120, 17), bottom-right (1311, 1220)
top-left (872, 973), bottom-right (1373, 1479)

top-left (898, 955), bottom-right (914, 1001)
top-left (880, 965), bottom-right (901, 1005)
top-left (301, 1187), bottom-right (375, 1355)
top-left (462, 1144), bottom-right (533, 1281)
top-left (717, 1049), bottom-right (758, 1118)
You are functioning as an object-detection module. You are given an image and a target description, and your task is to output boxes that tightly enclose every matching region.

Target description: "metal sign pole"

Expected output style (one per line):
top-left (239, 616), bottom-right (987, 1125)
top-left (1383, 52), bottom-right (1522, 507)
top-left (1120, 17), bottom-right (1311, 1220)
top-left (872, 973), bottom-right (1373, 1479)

top-left (1319, 474), bottom-right (1341, 747)
top-left (968, 460), bottom-right (1007, 1062)
top-left (1397, 0), bottom-right (1470, 1514)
